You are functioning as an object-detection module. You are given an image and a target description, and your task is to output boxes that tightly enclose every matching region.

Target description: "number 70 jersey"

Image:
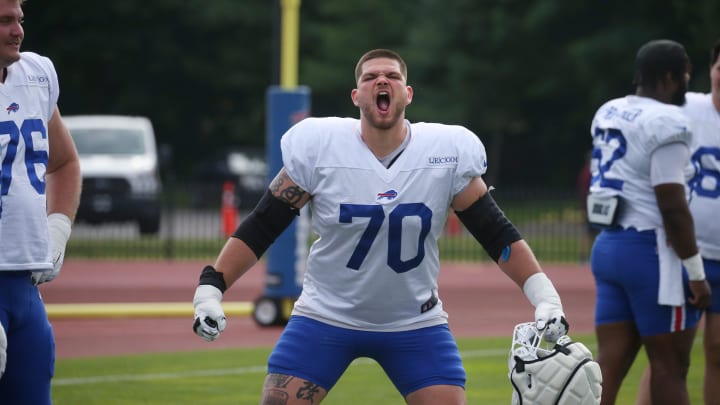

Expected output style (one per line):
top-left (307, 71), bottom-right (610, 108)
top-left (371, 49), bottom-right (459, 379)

top-left (281, 117), bottom-right (487, 331)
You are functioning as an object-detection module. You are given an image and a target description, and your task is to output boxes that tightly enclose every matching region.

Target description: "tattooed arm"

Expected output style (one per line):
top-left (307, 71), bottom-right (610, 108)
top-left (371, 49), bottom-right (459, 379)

top-left (212, 168), bottom-right (311, 289)
top-left (269, 168), bottom-right (311, 209)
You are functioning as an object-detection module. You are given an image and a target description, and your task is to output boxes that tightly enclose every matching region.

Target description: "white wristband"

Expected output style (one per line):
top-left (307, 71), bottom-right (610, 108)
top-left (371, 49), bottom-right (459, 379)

top-left (682, 253), bottom-right (705, 281)
top-left (48, 213), bottom-right (72, 243)
top-left (523, 273), bottom-right (561, 307)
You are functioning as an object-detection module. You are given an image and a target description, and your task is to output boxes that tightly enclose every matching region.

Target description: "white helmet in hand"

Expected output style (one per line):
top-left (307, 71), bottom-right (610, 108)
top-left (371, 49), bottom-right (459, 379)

top-left (509, 322), bottom-right (602, 405)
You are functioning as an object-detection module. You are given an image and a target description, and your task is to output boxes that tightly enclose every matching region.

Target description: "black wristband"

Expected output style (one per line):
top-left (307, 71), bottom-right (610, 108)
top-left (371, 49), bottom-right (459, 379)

top-left (198, 265), bottom-right (227, 293)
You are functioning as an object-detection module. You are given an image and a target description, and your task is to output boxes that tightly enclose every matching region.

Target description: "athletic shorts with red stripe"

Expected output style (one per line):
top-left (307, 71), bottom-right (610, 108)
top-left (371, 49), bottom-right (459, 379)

top-left (591, 227), bottom-right (703, 336)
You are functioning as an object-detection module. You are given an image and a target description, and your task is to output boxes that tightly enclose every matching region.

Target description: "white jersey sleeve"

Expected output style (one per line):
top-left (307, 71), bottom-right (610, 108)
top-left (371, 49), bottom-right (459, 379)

top-left (281, 118), bottom-right (487, 331)
top-left (589, 95), bottom-right (692, 231)
top-left (0, 52), bottom-right (59, 271)
top-left (650, 142), bottom-right (690, 186)
top-left (684, 92), bottom-right (720, 260)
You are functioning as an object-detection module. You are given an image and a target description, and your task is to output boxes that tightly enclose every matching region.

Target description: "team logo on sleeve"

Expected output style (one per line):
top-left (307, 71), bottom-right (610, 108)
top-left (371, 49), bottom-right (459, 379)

top-left (376, 189), bottom-right (398, 204)
top-left (5, 102), bottom-right (18, 114)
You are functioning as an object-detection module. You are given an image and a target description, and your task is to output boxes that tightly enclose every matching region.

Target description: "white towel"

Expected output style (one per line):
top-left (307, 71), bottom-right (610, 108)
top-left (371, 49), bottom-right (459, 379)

top-left (656, 228), bottom-right (684, 306)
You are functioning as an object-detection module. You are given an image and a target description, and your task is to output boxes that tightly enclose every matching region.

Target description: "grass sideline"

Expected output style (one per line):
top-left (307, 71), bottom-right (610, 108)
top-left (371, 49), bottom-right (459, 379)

top-left (52, 335), bottom-right (706, 404)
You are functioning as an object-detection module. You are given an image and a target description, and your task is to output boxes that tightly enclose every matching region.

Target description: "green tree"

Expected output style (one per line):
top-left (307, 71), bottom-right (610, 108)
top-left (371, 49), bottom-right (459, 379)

top-left (19, 0), bottom-right (720, 186)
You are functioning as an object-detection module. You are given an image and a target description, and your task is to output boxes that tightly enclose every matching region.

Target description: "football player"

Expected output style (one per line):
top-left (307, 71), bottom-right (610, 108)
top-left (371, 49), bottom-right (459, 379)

top-left (588, 39), bottom-right (711, 405)
top-left (193, 48), bottom-right (569, 404)
top-left (637, 38), bottom-right (720, 405)
top-left (0, 0), bottom-right (81, 403)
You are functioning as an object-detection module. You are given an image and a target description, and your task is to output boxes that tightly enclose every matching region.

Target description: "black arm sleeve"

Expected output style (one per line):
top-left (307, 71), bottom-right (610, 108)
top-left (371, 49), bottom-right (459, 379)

top-left (231, 189), bottom-right (300, 258)
top-left (454, 191), bottom-right (522, 262)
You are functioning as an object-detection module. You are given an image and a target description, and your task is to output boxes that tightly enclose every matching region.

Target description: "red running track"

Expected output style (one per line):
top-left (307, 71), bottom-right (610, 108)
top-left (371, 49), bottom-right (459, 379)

top-left (40, 260), bottom-right (597, 359)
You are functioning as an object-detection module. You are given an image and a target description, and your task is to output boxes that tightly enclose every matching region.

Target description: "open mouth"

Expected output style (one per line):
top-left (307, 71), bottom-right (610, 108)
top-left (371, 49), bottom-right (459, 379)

top-left (377, 91), bottom-right (390, 112)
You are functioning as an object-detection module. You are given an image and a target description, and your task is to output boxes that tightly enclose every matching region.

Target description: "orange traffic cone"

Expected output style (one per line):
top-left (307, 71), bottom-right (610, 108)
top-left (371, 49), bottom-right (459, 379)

top-left (221, 181), bottom-right (239, 237)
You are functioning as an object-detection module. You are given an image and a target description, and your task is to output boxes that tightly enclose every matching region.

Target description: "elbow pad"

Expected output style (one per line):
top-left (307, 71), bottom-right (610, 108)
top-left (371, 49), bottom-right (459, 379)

top-left (232, 189), bottom-right (299, 258)
top-left (455, 191), bottom-right (522, 262)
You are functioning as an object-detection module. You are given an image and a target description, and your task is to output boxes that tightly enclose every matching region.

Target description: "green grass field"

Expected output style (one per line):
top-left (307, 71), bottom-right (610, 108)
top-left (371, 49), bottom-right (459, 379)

top-left (52, 335), bottom-right (706, 404)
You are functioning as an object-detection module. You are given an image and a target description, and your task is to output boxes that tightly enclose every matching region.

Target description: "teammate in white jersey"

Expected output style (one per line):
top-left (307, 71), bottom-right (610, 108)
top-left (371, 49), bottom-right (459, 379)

top-left (638, 38), bottom-right (720, 405)
top-left (193, 49), bottom-right (569, 404)
top-left (588, 39), bottom-right (711, 405)
top-left (0, 0), bottom-right (81, 403)
top-left (685, 38), bottom-right (720, 405)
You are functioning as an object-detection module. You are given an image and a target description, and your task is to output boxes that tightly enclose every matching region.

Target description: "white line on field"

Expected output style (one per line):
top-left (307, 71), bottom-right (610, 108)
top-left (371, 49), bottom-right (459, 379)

top-left (53, 348), bottom-right (508, 386)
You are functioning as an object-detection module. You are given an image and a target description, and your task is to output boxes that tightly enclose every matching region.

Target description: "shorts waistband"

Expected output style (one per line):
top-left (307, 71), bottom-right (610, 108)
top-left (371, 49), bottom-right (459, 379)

top-left (0, 270), bottom-right (33, 278)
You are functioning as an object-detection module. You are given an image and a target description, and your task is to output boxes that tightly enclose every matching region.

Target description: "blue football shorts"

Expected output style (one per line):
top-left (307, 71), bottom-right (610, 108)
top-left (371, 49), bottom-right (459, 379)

top-left (591, 228), bottom-right (703, 336)
top-left (0, 271), bottom-right (55, 405)
top-left (705, 258), bottom-right (720, 313)
top-left (267, 315), bottom-right (466, 397)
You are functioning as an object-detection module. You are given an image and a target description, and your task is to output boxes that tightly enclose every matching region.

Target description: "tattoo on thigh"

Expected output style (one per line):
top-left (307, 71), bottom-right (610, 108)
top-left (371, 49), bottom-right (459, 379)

top-left (265, 373), bottom-right (294, 389)
top-left (264, 389), bottom-right (289, 405)
top-left (296, 381), bottom-right (321, 403)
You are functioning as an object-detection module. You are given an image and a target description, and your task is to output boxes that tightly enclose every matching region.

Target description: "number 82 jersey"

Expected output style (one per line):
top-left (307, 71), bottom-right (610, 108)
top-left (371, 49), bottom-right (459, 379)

top-left (589, 95), bottom-right (692, 231)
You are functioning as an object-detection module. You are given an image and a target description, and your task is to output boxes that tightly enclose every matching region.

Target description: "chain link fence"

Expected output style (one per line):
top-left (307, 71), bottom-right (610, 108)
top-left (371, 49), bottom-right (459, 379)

top-left (67, 184), bottom-right (591, 263)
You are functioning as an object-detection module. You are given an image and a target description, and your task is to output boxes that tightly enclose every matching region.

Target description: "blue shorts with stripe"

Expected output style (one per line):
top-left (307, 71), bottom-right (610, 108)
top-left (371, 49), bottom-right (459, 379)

top-left (267, 315), bottom-right (466, 397)
top-left (591, 228), bottom-right (703, 336)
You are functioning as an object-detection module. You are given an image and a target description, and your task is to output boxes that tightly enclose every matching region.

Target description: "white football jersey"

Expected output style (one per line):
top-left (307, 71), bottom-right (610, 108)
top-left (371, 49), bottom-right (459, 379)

top-left (589, 95), bottom-right (692, 231)
top-left (0, 52), bottom-right (59, 271)
top-left (685, 92), bottom-right (720, 260)
top-left (281, 117), bottom-right (487, 331)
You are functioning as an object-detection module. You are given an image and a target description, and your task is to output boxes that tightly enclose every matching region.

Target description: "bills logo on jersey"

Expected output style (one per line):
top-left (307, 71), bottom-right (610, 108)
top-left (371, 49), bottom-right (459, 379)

top-left (376, 189), bottom-right (398, 204)
top-left (5, 102), bottom-right (19, 114)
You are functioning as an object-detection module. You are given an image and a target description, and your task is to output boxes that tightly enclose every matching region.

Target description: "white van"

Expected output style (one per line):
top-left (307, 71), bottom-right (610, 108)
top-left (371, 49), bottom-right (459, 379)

top-left (64, 115), bottom-right (162, 234)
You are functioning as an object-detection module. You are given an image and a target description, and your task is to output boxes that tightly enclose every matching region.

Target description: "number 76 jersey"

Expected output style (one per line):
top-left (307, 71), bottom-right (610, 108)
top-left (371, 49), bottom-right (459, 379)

top-left (281, 117), bottom-right (487, 331)
top-left (0, 52), bottom-right (59, 271)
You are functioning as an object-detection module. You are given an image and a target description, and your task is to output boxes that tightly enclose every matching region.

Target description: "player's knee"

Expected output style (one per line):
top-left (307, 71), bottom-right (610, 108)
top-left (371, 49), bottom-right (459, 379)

top-left (405, 384), bottom-right (465, 405)
top-left (649, 361), bottom-right (690, 380)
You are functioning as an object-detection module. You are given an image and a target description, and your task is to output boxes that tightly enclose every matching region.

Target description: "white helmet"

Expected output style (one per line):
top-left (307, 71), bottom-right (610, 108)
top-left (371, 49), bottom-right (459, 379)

top-left (509, 322), bottom-right (602, 405)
